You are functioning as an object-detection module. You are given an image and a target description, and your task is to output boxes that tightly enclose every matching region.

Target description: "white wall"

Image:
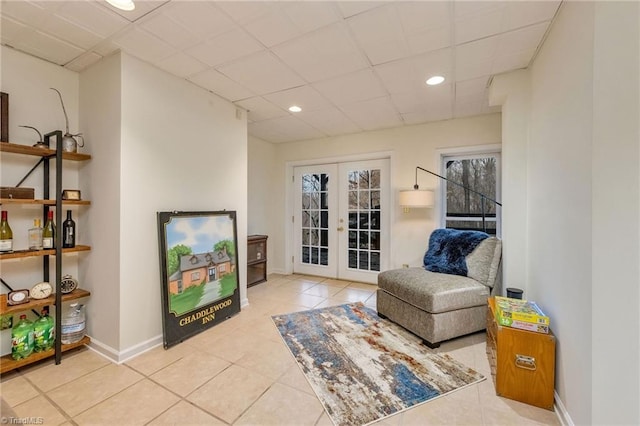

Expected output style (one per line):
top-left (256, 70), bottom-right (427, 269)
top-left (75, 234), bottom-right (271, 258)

top-left (492, 2), bottom-right (640, 424)
top-left (529, 4), bottom-right (594, 423)
top-left (260, 114), bottom-right (501, 275)
top-left (0, 46), bottom-right (81, 355)
top-left (248, 135), bottom-right (277, 272)
top-left (118, 53), bottom-right (248, 352)
top-left (79, 52), bottom-right (121, 351)
top-left (488, 70), bottom-right (529, 294)
top-left (80, 52), bottom-right (250, 360)
top-left (591, 2), bottom-right (639, 424)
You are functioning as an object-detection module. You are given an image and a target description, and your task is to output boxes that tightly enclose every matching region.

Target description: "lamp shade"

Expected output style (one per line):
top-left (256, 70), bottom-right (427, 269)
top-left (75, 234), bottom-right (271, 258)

top-left (399, 189), bottom-right (434, 208)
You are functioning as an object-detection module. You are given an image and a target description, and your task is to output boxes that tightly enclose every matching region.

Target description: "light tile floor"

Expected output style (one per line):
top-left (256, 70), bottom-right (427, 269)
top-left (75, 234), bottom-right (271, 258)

top-left (1, 274), bottom-right (561, 425)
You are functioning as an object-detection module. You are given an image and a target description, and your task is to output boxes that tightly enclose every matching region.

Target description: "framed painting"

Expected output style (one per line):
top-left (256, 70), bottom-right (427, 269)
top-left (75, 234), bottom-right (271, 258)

top-left (157, 210), bottom-right (241, 349)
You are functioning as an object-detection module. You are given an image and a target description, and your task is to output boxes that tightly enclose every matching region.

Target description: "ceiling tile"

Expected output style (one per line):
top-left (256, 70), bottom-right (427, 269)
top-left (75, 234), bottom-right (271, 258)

top-left (235, 96), bottom-right (288, 122)
top-left (283, 2), bottom-right (341, 34)
top-left (336, 2), bottom-right (385, 19)
top-left (13, 30), bottom-right (84, 65)
top-left (375, 48), bottom-right (453, 95)
top-left (217, 51), bottom-right (305, 95)
top-left (99, 0), bottom-right (169, 22)
top-left (405, 26), bottom-right (451, 56)
top-left (455, 36), bottom-right (498, 80)
top-left (454, 1), bottom-right (505, 20)
top-left (54, 1), bottom-right (129, 38)
top-left (340, 96), bottom-right (402, 131)
top-left (65, 51), bottom-right (103, 72)
top-left (243, 9), bottom-right (301, 48)
top-left (138, 10), bottom-right (199, 50)
top-left (402, 105), bottom-right (452, 125)
top-left (491, 49), bottom-right (534, 74)
top-left (347, 5), bottom-right (408, 65)
top-left (502, 1), bottom-right (561, 32)
top-left (41, 14), bottom-right (103, 50)
top-left (455, 4), bottom-right (506, 45)
top-left (186, 28), bottom-right (264, 67)
top-left (312, 69), bottom-right (387, 106)
top-left (456, 60), bottom-right (493, 82)
top-left (396, 2), bottom-right (451, 34)
top-left (390, 83), bottom-right (452, 114)
top-left (497, 22), bottom-right (548, 56)
top-left (249, 115), bottom-right (325, 143)
top-left (154, 52), bottom-right (208, 79)
top-left (455, 76), bottom-right (490, 99)
top-left (1, 15), bottom-right (32, 44)
top-left (163, 2), bottom-right (236, 39)
top-left (189, 68), bottom-right (255, 102)
top-left (0, 1), bottom-right (51, 28)
top-left (92, 40), bottom-right (120, 57)
top-left (297, 108), bottom-right (361, 136)
top-left (215, 1), bottom-right (279, 25)
top-left (272, 23), bottom-right (367, 83)
top-left (112, 27), bottom-right (176, 63)
top-left (263, 85), bottom-right (333, 112)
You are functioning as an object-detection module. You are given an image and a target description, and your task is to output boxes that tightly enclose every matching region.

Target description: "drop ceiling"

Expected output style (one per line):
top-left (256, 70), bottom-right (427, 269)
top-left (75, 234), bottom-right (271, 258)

top-left (0, 0), bottom-right (562, 143)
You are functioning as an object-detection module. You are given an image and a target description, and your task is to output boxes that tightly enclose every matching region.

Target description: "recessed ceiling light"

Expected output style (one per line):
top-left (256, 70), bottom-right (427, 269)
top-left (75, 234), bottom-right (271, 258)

top-left (426, 76), bottom-right (445, 86)
top-left (106, 0), bottom-right (135, 11)
top-left (289, 105), bottom-right (302, 113)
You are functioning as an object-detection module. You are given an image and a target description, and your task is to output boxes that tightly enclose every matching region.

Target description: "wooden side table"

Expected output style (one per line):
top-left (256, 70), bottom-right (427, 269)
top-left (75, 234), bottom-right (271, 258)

top-left (247, 235), bottom-right (268, 287)
top-left (486, 297), bottom-right (556, 410)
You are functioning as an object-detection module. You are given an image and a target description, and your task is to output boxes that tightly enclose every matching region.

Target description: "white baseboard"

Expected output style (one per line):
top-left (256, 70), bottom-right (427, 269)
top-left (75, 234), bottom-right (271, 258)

top-left (87, 334), bottom-right (163, 364)
top-left (554, 391), bottom-right (574, 426)
top-left (269, 268), bottom-right (287, 275)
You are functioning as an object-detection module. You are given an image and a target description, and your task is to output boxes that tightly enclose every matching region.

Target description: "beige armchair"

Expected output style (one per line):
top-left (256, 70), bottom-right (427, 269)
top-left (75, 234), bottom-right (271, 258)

top-left (377, 229), bottom-right (502, 348)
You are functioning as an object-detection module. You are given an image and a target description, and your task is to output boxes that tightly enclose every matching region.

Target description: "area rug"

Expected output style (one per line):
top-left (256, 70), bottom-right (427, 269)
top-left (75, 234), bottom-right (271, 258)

top-left (272, 303), bottom-right (485, 426)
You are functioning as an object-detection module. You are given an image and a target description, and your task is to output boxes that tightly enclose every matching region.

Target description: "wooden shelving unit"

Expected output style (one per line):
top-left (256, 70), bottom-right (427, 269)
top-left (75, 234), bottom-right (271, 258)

top-left (1, 134), bottom-right (91, 372)
top-left (0, 198), bottom-right (90, 206)
top-left (0, 336), bottom-right (90, 374)
top-left (0, 141), bottom-right (91, 161)
top-left (0, 245), bottom-right (91, 260)
top-left (0, 289), bottom-right (90, 315)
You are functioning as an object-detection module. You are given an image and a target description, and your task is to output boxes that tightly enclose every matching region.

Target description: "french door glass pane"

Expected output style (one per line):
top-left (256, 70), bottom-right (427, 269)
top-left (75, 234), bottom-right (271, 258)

top-left (301, 173), bottom-right (329, 266)
top-left (346, 168), bottom-right (381, 272)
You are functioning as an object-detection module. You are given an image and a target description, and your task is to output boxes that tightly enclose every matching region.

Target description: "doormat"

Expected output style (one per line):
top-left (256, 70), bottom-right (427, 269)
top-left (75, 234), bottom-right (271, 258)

top-left (272, 303), bottom-right (485, 426)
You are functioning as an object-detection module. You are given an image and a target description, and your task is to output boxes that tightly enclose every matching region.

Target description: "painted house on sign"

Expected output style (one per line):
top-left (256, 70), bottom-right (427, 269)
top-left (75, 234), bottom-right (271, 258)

top-left (168, 250), bottom-right (233, 295)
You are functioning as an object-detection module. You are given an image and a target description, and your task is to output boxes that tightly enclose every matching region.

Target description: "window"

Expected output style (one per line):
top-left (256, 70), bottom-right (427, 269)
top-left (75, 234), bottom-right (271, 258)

top-left (441, 153), bottom-right (501, 236)
top-left (191, 271), bottom-right (200, 282)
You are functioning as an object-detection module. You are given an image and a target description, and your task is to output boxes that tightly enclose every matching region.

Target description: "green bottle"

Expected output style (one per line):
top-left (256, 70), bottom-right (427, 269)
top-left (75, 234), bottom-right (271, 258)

top-left (11, 314), bottom-right (35, 360)
top-left (33, 307), bottom-right (55, 352)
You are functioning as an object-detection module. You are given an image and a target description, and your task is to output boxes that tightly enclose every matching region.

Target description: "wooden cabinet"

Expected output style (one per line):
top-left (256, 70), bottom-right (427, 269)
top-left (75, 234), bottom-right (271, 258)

top-left (0, 136), bottom-right (91, 373)
top-left (486, 297), bottom-right (556, 410)
top-left (247, 235), bottom-right (267, 287)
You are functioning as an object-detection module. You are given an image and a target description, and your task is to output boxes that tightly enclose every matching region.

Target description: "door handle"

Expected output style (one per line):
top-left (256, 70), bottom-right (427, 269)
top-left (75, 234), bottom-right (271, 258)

top-left (337, 227), bottom-right (344, 232)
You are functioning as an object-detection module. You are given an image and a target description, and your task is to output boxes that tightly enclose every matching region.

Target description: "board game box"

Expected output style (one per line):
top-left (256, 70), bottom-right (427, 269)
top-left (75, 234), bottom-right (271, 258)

top-left (495, 296), bottom-right (550, 328)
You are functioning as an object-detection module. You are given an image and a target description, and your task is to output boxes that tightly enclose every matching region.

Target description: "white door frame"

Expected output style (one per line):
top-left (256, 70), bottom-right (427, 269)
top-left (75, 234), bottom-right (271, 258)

top-left (285, 151), bottom-right (396, 278)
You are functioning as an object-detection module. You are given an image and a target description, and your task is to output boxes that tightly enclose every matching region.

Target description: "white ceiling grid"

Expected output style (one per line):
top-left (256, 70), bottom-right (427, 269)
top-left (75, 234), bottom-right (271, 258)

top-left (0, 0), bottom-right (561, 143)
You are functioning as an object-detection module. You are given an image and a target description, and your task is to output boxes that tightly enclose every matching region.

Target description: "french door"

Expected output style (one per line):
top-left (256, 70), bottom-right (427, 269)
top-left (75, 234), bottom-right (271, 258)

top-left (293, 159), bottom-right (389, 283)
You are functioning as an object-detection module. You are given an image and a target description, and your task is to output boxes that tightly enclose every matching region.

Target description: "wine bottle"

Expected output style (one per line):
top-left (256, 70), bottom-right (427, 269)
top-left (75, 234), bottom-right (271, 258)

top-left (62, 210), bottom-right (75, 248)
top-left (0, 210), bottom-right (13, 252)
top-left (28, 218), bottom-right (43, 250)
top-left (43, 210), bottom-right (55, 249)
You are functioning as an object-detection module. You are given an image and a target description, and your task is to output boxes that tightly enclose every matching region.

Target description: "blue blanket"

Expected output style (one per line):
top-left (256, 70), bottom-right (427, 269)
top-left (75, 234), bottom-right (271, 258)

top-left (423, 229), bottom-right (489, 276)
